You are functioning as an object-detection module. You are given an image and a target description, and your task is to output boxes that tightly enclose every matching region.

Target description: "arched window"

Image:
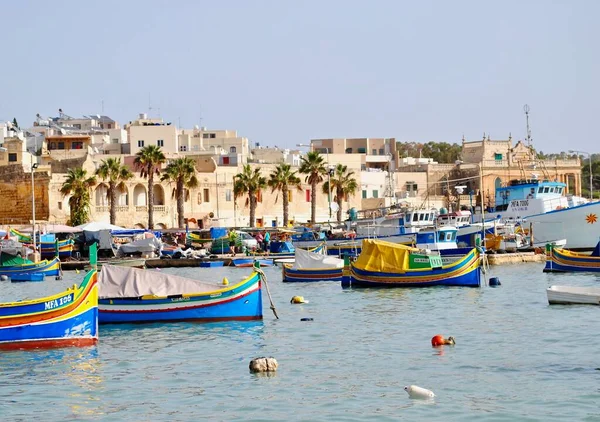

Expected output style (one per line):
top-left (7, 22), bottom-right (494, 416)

top-left (494, 177), bottom-right (502, 190)
top-left (95, 184), bottom-right (108, 206)
top-left (153, 184), bottom-right (165, 205)
top-left (230, 146), bottom-right (237, 153)
top-left (133, 184), bottom-right (147, 206)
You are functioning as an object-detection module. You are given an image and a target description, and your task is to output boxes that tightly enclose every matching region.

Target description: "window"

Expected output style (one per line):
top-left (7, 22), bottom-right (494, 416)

top-left (230, 146), bottom-right (237, 153)
top-left (494, 153), bottom-right (503, 160)
top-left (203, 188), bottom-right (210, 202)
top-left (372, 190), bottom-right (378, 198)
top-left (543, 187), bottom-right (550, 193)
top-left (49, 142), bottom-right (57, 150)
top-left (58, 202), bottom-right (62, 210)
top-left (446, 232), bottom-right (453, 241)
top-left (425, 213), bottom-right (429, 221)
top-left (379, 148), bottom-right (384, 155)
top-left (57, 142), bottom-right (65, 149)
top-left (549, 187), bottom-right (555, 193)
top-left (345, 148), bottom-right (353, 153)
top-left (203, 133), bottom-right (216, 139)
top-left (257, 190), bottom-right (263, 203)
top-left (197, 192), bottom-right (202, 204)
top-left (372, 149), bottom-right (377, 155)
top-left (288, 191), bottom-right (293, 202)
top-left (439, 232), bottom-right (445, 241)
top-left (8, 153), bottom-right (17, 162)
top-left (419, 213), bottom-right (425, 221)
top-left (157, 139), bottom-right (164, 147)
top-left (538, 187), bottom-right (543, 193)
top-left (223, 157), bottom-right (230, 165)
top-left (362, 190), bottom-right (367, 199)
top-left (305, 189), bottom-right (311, 202)
top-left (73, 124), bottom-right (81, 129)
top-left (72, 142), bottom-right (83, 149)
top-left (413, 213), bottom-right (419, 222)
top-left (138, 140), bottom-right (145, 147)
top-left (112, 138), bottom-right (119, 144)
top-left (358, 147), bottom-right (366, 153)
top-left (179, 145), bottom-right (187, 152)
top-left (107, 124), bottom-right (112, 129)
top-left (225, 190), bottom-right (232, 201)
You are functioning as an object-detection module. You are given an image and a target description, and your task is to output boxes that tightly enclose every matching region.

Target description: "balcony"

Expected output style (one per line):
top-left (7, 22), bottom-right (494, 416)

top-left (365, 154), bottom-right (390, 163)
top-left (135, 205), bottom-right (148, 213)
top-left (95, 206), bottom-right (109, 213)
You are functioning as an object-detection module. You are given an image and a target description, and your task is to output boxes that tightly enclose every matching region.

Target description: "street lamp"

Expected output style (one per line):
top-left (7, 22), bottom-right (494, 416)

top-left (569, 150), bottom-right (593, 200)
top-left (327, 166), bottom-right (335, 220)
top-left (31, 162), bottom-right (39, 257)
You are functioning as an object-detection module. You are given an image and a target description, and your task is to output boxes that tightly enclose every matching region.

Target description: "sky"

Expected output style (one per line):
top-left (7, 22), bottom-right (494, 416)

top-left (2, 0), bottom-right (598, 154)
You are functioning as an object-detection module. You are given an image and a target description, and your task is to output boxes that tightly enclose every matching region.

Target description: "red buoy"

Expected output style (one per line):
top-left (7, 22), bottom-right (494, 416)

top-left (431, 335), bottom-right (455, 347)
top-left (431, 335), bottom-right (445, 347)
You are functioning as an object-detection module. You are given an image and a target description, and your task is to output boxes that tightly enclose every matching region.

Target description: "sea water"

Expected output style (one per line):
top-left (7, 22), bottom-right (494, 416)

top-left (0, 263), bottom-right (599, 421)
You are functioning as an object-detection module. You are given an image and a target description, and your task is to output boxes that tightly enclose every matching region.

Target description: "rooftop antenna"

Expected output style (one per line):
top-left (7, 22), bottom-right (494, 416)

top-left (148, 93), bottom-right (153, 116)
top-left (101, 99), bottom-right (104, 114)
top-left (524, 104), bottom-right (532, 148)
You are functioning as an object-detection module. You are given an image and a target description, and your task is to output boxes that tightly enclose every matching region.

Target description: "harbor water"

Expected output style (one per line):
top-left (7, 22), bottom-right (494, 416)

top-left (1, 263), bottom-right (599, 421)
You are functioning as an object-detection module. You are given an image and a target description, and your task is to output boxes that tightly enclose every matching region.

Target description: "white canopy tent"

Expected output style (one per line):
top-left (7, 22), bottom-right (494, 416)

top-left (75, 222), bottom-right (125, 232)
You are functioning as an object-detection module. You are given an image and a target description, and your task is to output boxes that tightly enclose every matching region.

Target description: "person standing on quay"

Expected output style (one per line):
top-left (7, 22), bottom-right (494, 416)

top-left (228, 229), bottom-right (238, 257)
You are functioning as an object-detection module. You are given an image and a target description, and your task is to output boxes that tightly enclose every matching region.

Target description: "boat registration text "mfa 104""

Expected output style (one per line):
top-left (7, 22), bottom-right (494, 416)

top-left (45, 294), bottom-right (74, 310)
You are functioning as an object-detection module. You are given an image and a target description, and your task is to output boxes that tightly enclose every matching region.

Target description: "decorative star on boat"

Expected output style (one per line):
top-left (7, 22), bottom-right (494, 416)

top-left (586, 213), bottom-right (598, 224)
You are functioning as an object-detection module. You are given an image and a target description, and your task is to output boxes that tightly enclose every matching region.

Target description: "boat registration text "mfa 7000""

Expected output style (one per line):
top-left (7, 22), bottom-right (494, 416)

top-left (44, 294), bottom-right (74, 310)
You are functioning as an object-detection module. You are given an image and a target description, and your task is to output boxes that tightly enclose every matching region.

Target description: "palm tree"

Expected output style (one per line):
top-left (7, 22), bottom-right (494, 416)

top-left (299, 151), bottom-right (327, 224)
top-left (161, 157), bottom-right (199, 228)
top-left (59, 167), bottom-right (96, 226)
top-left (233, 164), bottom-right (266, 227)
top-left (95, 158), bottom-right (133, 225)
top-left (268, 163), bottom-right (303, 227)
top-left (134, 145), bottom-right (166, 229)
top-left (322, 164), bottom-right (358, 223)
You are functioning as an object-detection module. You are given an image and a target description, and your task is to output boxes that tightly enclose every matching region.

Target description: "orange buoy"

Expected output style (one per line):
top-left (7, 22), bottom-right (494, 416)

top-left (431, 335), bottom-right (456, 347)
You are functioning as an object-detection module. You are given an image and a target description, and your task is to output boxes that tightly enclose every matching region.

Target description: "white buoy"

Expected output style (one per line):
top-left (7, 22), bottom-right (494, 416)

top-left (404, 385), bottom-right (435, 399)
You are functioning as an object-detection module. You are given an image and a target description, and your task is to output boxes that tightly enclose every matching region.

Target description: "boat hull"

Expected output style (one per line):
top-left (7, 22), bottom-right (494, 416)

top-left (547, 285), bottom-right (600, 305)
top-left (0, 270), bottom-right (98, 350)
top-left (346, 248), bottom-right (481, 288)
top-left (232, 258), bottom-right (273, 267)
top-left (282, 265), bottom-right (343, 282)
top-left (543, 247), bottom-right (600, 273)
top-left (98, 272), bottom-right (263, 323)
top-left (0, 257), bottom-right (61, 277)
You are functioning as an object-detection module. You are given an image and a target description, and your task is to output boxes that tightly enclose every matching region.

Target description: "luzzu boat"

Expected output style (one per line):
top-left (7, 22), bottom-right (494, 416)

top-left (0, 256), bottom-right (61, 277)
top-left (343, 239), bottom-right (482, 288)
top-left (98, 264), bottom-right (263, 323)
top-left (543, 241), bottom-right (600, 273)
top-left (39, 239), bottom-right (74, 260)
top-left (282, 247), bottom-right (344, 282)
top-left (0, 269), bottom-right (98, 350)
top-left (231, 258), bottom-right (273, 267)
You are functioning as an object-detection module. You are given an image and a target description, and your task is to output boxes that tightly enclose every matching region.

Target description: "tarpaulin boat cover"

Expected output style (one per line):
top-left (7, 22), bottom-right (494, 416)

top-left (292, 247), bottom-right (344, 270)
top-left (353, 239), bottom-right (420, 273)
top-left (118, 237), bottom-right (162, 254)
top-left (99, 264), bottom-right (222, 298)
top-left (592, 241), bottom-right (600, 257)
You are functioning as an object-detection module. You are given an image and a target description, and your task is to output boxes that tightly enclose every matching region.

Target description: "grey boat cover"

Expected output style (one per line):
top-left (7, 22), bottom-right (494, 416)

top-left (99, 264), bottom-right (223, 299)
top-left (292, 247), bottom-right (344, 270)
top-left (118, 237), bottom-right (162, 255)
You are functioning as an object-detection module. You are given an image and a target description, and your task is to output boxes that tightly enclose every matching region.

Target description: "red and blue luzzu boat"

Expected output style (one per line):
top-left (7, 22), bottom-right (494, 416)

top-left (343, 239), bottom-right (482, 288)
top-left (0, 269), bottom-right (98, 350)
top-left (282, 247), bottom-right (344, 282)
top-left (543, 241), bottom-right (600, 273)
top-left (0, 256), bottom-right (61, 278)
top-left (231, 258), bottom-right (273, 267)
top-left (98, 264), bottom-right (263, 323)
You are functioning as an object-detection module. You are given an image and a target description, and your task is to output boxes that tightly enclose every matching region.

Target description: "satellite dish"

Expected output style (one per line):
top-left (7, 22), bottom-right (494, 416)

top-left (330, 202), bottom-right (340, 212)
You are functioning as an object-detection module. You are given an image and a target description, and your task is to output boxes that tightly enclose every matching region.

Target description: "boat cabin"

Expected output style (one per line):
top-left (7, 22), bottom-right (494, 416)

top-left (494, 179), bottom-right (566, 212)
top-left (414, 227), bottom-right (458, 250)
top-left (437, 210), bottom-right (472, 227)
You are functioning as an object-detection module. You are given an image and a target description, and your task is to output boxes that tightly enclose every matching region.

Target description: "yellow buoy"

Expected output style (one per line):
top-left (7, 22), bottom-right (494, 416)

top-left (76, 269), bottom-right (80, 274)
top-left (222, 277), bottom-right (229, 286)
top-left (290, 296), bottom-right (309, 304)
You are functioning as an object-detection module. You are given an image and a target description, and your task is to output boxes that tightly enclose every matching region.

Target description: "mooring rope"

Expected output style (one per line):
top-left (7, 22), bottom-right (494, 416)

top-left (477, 246), bottom-right (490, 275)
top-left (255, 267), bottom-right (279, 319)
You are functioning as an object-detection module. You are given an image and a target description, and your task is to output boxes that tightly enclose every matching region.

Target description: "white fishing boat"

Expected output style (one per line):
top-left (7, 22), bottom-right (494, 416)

top-left (547, 285), bottom-right (600, 305)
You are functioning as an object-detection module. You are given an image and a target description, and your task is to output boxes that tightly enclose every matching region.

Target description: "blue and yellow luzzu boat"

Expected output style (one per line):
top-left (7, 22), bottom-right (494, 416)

top-left (343, 239), bottom-right (482, 288)
top-left (0, 269), bottom-right (98, 350)
top-left (543, 241), bottom-right (600, 273)
top-left (98, 264), bottom-right (263, 323)
top-left (282, 247), bottom-right (344, 282)
top-left (40, 239), bottom-right (74, 260)
top-left (0, 256), bottom-right (61, 277)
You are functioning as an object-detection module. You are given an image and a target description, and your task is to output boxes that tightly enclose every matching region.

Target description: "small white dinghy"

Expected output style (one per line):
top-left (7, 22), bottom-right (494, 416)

top-left (547, 285), bottom-right (600, 305)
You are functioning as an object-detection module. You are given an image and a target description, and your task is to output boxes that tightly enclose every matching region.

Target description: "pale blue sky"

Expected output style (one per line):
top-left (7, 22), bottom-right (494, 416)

top-left (3, 0), bottom-right (598, 153)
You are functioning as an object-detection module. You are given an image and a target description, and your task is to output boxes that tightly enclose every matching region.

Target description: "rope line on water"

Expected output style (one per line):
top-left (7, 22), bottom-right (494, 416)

top-left (255, 267), bottom-right (279, 319)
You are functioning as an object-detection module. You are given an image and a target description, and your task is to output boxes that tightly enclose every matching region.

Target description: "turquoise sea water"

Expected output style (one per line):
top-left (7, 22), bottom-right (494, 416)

top-left (0, 263), bottom-right (599, 421)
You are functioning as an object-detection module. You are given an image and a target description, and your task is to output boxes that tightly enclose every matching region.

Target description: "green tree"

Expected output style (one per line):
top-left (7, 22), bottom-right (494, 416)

top-left (95, 158), bottom-right (133, 225)
top-left (233, 164), bottom-right (266, 228)
top-left (12, 118), bottom-right (18, 129)
top-left (134, 145), bottom-right (166, 229)
top-left (396, 141), bottom-right (462, 163)
top-left (322, 164), bottom-right (359, 223)
top-left (268, 163), bottom-right (303, 227)
top-left (161, 157), bottom-right (199, 228)
top-left (59, 167), bottom-right (96, 226)
top-left (299, 151), bottom-right (327, 224)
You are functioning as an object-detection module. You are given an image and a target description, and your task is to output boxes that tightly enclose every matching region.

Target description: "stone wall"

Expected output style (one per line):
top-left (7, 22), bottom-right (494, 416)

top-left (0, 164), bottom-right (50, 225)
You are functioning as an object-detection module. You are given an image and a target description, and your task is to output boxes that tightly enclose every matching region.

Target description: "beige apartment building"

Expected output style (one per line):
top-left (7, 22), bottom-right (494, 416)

top-left (311, 137), bottom-right (397, 171)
